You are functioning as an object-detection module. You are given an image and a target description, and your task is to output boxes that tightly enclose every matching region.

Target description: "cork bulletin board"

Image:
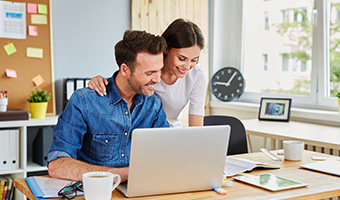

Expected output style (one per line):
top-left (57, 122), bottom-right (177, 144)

top-left (0, 0), bottom-right (55, 114)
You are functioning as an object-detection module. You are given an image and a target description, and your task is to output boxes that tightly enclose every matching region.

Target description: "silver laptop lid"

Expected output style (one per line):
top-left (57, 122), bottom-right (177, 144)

top-left (124, 125), bottom-right (230, 197)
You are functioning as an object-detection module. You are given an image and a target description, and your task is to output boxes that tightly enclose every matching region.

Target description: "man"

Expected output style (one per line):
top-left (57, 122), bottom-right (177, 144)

top-left (47, 30), bottom-right (169, 182)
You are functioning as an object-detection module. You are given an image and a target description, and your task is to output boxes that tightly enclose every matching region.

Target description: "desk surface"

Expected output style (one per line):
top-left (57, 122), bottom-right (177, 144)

top-left (14, 150), bottom-right (340, 200)
top-left (243, 119), bottom-right (340, 150)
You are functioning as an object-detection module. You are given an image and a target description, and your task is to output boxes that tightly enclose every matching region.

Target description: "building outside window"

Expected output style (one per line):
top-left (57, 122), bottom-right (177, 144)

top-left (242, 0), bottom-right (340, 110)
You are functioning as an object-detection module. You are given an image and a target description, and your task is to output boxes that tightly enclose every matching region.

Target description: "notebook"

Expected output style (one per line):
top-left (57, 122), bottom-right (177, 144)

top-left (300, 160), bottom-right (340, 176)
top-left (117, 125), bottom-right (231, 197)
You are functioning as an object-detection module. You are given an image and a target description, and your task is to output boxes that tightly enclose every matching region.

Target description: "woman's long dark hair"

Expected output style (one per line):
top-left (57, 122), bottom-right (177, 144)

top-left (161, 18), bottom-right (204, 50)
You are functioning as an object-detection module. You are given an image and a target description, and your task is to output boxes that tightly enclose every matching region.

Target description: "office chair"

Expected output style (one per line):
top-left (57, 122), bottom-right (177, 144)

top-left (204, 115), bottom-right (248, 155)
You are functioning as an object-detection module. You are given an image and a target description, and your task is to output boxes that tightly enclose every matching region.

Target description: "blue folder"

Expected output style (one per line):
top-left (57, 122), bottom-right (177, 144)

top-left (26, 176), bottom-right (83, 199)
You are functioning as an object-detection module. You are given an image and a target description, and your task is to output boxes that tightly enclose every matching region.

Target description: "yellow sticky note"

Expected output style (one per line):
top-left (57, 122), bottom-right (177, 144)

top-left (38, 4), bottom-right (48, 14)
top-left (27, 47), bottom-right (43, 58)
top-left (3, 43), bottom-right (17, 55)
top-left (31, 14), bottom-right (47, 24)
top-left (32, 74), bottom-right (45, 86)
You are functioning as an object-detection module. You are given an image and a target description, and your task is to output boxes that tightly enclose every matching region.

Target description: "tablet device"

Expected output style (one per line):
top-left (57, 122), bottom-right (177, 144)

top-left (233, 173), bottom-right (308, 191)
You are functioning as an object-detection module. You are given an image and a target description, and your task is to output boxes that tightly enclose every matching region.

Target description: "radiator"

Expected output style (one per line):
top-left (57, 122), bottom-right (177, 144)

top-left (264, 138), bottom-right (340, 156)
top-left (305, 144), bottom-right (340, 156)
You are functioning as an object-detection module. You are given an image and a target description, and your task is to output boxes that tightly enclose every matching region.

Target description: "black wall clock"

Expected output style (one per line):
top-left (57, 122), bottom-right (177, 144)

top-left (210, 67), bottom-right (245, 102)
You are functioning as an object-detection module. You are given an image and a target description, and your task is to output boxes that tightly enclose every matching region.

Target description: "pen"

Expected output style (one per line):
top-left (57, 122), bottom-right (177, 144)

top-left (214, 187), bottom-right (227, 195)
top-left (0, 90), bottom-right (8, 98)
top-left (260, 148), bottom-right (282, 161)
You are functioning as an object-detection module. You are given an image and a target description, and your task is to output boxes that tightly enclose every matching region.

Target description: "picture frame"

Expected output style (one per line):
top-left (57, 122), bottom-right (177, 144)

top-left (258, 98), bottom-right (292, 122)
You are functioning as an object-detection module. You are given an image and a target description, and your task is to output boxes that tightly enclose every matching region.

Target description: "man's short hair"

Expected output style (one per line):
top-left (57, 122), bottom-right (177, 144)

top-left (115, 30), bottom-right (167, 72)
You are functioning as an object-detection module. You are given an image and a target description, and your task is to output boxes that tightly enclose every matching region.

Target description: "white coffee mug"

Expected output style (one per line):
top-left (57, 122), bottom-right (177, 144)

top-left (0, 98), bottom-right (8, 112)
top-left (283, 140), bottom-right (305, 161)
top-left (82, 171), bottom-right (121, 200)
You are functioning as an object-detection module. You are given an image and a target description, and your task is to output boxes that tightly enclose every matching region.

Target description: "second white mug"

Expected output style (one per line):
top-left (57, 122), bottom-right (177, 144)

top-left (283, 140), bottom-right (305, 161)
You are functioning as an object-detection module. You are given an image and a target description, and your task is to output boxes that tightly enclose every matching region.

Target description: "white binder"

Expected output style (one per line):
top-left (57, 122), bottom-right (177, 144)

top-left (76, 80), bottom-right (84, 90)
top-left (66, 81), bottom-right (75, 100)
top-left (9, 130), bottom-right (19, 169)
top-left (0, 129), bottom-right (19, 170)
top-left (0, 130), bottom-right (10, 170)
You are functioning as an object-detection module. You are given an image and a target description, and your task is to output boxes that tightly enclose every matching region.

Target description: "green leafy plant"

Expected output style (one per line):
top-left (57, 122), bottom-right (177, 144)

top-left (336, 92), bottom-right (340, 98)
top-left (27, 88), bottom-right (51, 102)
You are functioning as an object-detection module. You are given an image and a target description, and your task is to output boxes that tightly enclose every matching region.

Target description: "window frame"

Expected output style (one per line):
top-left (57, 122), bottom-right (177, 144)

top-left (238, 0), bottom-right (338, 111)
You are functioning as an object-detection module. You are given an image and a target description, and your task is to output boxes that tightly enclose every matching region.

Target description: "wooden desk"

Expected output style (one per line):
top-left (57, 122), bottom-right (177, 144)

top-left (14, 150), bottom-right (340, 200)
top-left (243, 119), bottom-right (340, 152)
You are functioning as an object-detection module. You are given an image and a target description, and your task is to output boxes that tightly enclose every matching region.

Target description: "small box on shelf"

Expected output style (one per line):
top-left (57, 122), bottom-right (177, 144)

top-left (0, 110), bottom-right (29, 121)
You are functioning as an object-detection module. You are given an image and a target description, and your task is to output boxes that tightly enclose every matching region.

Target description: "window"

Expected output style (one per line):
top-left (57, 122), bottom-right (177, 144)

top-left (242, 0), bottom-right (338, 110)
top-left (330, 0), bottom-right (340, 97)
top-left (263, 54), bottom-right (268, 71)
top-left (264, 11), bottom-right (269, 30)
top-left (282, 54), bottom-right (289, 71)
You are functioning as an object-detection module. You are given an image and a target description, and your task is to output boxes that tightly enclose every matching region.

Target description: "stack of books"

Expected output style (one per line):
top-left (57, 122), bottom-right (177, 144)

top-left (0, 176), bottom-right (14, 200)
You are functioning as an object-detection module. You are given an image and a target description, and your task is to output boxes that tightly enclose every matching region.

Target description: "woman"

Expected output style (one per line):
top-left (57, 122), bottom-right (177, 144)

top-left (88, 18), bottom-right (206, 127)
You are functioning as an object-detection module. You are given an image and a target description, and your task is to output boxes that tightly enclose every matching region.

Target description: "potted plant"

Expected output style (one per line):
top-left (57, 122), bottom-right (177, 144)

top-left (27, 88), bottom-right (51, 118)
top-left (337, 92), bottom-right (340, 113)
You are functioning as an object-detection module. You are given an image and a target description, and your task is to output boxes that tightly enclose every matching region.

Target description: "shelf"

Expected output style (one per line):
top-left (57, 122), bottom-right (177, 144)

top-left (0, 115), bottom-right (58, 200)
top-left (26, 161), bottom-right (48, 172)
top-left (0, 168), bottom-right (24, 175)
top-left (0, 116), bottom-right (58, 128)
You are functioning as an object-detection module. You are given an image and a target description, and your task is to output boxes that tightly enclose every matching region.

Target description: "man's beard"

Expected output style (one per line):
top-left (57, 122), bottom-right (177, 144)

top-left (127, 76), bottom-right (155, 97)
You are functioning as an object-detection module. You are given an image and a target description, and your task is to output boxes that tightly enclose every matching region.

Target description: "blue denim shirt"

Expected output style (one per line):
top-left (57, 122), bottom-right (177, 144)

top-left (48, 71), bottom-right (169, 168)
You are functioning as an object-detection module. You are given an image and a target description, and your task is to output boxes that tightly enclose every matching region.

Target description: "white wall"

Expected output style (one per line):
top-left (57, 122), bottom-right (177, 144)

top-left (51, 0), bottom-right (130, 114)
top-left (209, 0), bottom-right (243, 76)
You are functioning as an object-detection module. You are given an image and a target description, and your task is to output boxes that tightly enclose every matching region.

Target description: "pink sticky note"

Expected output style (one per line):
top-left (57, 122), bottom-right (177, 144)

top-left (5, 69), bottom-right (17, 78)
top-left (28, 26), bottom-right (38, 36)
top-left (27, 3), bottom-right (37, 14)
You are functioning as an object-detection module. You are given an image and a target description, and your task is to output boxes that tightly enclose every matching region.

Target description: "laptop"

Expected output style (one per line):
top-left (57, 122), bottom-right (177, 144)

top-left (300, 159), bottom-right (340, 176)
top-left (117, 125), bottom-right (230, 197)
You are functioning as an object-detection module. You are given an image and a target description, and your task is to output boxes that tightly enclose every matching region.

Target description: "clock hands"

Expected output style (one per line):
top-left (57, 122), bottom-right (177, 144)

top-left (213, 81), bottom-right (230, 87)
top-left (213, 72), bottom-right (238, 87)
top-left (226, 71), bottom-right (238, 85)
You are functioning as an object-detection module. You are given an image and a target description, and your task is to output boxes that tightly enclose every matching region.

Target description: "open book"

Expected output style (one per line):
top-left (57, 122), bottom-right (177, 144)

top-left (224, 157), bottom-right (280, 177)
